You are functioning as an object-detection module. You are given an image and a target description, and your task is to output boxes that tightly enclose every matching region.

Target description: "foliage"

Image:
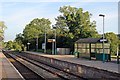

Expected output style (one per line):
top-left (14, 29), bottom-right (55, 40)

top-left (55, 6), bottom-right (100, 42)
top-left (23, 18), bottom-right (51, 40)
top-left (3, 6), bottom-right (119, 55)
top-left (54, 6), bottom-right (100, 50)
top-left (105, 32), bottom-right (119, 55)
top-left (0, 21), bottom-right (7, 38)
top-left (46, 49), bottom-right (52, 54)
top-left (11, 6), bottom-right (101, 52)
top-left (15, 33), bottom-right (26, 50)
top-left (5, 41), bottom-right (22, 51)
top-left (36, 49), bottom-right (44, 53)
top-left (21, 18), bottom-right (52, 50)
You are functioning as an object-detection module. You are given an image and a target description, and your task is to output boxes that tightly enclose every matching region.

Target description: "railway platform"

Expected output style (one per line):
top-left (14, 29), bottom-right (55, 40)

top-left (25, 51), bottom-right (120, 74)
top-left (0, 52), bottom-right (24, 80)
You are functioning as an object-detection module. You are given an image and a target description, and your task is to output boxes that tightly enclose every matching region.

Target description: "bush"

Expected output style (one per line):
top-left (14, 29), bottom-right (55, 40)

top-left (36, 49), bottom-right (44, 53)
top-left (46, 49), bottom-right (52, 54)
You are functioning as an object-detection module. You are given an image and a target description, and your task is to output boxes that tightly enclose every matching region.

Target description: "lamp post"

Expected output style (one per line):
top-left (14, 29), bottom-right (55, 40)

top-left (117, 45), bottom-right (119, 64)
top-left (44, 27), bottom-right (46, 53)
top-left (55, 29), bottom-right (56, 55)
top-left (27, 42), bottom-right (30, 51)
top-left (52, 25), bottom-right (57, 55)
top-left (99, 14), bottom-right (105, 63)
top-left (34, 23), bottom-right (39, 51)
top-left (36, 36), bottom-right (38, 51)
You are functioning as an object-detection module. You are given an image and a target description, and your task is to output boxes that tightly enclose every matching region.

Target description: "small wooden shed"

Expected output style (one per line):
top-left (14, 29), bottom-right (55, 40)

top-left (74, 38), bottom-right (111, 60)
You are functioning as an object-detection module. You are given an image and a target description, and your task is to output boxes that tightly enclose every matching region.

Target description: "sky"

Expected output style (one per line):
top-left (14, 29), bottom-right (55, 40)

top-left (0, 0), bottom-right (119, 41)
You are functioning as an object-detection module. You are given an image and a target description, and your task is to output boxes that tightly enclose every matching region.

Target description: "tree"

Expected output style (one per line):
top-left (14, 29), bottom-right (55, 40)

top-left (15, 33), bottom-right (25, 51)
top-left (13, 42), bottom-right (22, 51)
top-left (0, 21), bottom-right (7, 49)
top-left (55, 6), bottom-right (100, 49)
top-left (23, 18), bottom-right (51, 40)
top-left (105, 32), bottom-right (119, 55)
top-left (23, 18), bottom-right (51, 50)
top-left (5, 41), bottom-right (22, 51)
top-left (5, 41), bottom-right (13, 50)
top-left (15, 33), bottom-right (24, 44)
top-left (0, 21), bottom-right (6, 38)
top-left (13, 6), bottom-right (100, 52)
top-left (0, 21), bottom-right (7, 41)
top-left (55, 6), bottom-right (99, 41)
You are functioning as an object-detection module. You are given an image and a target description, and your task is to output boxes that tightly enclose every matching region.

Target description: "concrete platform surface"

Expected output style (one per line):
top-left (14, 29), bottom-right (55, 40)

top-left (25, 51), bottom-right (120, 74)
top-left (0, 52), bottom-right (24, 79)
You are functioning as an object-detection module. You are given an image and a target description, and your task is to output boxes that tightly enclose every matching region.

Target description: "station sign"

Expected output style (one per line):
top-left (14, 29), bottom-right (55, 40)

top-left (100, 39), bottom-right (107, 42)
top-left (48, 39), bottom-right (55, 42)
top-left (42, 43), bottom-right (45, 49)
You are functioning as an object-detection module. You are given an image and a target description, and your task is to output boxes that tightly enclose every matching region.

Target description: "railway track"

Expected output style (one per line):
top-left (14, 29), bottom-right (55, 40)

top-left (13, 52), bottom-right (86, 80)
top-left (3, 51), bottom-right (85, 80)
top-left (4, 51), bottom-right (86, 80)
top-left (3, 51), bottom-right (45, 80)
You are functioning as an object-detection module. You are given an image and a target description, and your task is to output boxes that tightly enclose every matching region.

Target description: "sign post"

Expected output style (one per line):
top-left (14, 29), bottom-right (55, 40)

top-left (100, 38), bottom-right (107, 62)
top-left (48, 39), bottom-right (55, 55)
top-left (117, 46), bottom-right (119, 64)
top-left (42, 43), bottom-right (45, 49)
top-left (27, 42), bottom-right (30, 51)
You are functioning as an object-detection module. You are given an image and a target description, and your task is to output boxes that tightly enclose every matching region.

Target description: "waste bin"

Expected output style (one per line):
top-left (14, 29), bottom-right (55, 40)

top-left (74, 51), bottom-right (80, 58)
top-left (117, 56), bottom-right (119, 64)
top-left (95, 53), bottom-right (110, 61)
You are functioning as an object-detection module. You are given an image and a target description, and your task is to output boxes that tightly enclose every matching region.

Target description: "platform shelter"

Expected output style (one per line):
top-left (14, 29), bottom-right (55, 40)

top-left (74, 38), bottom-right (111, 61)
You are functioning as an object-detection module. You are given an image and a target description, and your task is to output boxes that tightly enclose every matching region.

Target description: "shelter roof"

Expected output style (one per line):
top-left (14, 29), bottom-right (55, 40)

top-left (76, 37), bottom-right (108, 43)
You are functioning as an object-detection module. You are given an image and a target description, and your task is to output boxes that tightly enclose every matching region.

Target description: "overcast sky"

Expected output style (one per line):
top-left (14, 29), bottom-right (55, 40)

top-left (0, 0), bottom-right (119, 41)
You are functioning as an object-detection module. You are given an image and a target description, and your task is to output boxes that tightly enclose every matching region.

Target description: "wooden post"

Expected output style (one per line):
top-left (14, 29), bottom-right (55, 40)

top-left (89, 43), bottom-right (91, 60)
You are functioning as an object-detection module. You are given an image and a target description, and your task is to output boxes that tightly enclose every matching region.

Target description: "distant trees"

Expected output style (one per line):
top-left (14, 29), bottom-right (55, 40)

top-left (8, 6), bottom-right (100, 52)
top-left (0, 21), bottom-right (6, 39)
top-left (4, 41), bottom-right (22, 51)
top-left (4, 6), bottom-right (120, 54)
top-left (0, 6), bottom-right (118, 59)
top-left (105, 32), bottom-right (119, 55)
top-left (22, 18), bottom-right (51, 50)
top-left (23, 18), bottom-right (51, 40)
top-left (0, 21), bottom-right (6, 49)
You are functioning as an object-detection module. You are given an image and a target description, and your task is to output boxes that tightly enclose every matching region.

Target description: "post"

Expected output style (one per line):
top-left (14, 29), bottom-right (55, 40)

top-left (52, 42), bottom-right (54, 55)
top-left (44, 28), bottom-right (46, 53)
top-left (27, 42), bottom-right (30, 51)
top-left (36, 36), bottom-right (38, 51)
top-left (117, 46), bottom-right (119, 64)
top-left (103, 16), bottom-right (105, 63)
top-left (52, 25), bottom-right (57, 55)
top-left (55, 28), bottom-right (57, 55)
top-left (99, 14), bottom-right (105, 63)
top-left (28, 45), bottom-right (29, 51)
